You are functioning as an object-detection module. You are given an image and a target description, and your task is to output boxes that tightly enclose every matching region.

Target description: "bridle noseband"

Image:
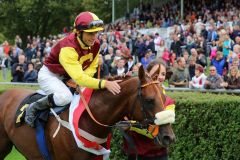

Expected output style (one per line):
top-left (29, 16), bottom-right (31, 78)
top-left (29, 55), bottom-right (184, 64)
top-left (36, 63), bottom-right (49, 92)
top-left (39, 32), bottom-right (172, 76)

top-left (129, 79), bottom-right (164, 127)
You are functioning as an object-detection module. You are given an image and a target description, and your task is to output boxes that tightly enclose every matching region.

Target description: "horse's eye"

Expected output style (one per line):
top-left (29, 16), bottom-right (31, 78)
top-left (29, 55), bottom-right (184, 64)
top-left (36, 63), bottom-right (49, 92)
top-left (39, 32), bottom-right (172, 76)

top-left (144, 98), bottom-right (155, 108)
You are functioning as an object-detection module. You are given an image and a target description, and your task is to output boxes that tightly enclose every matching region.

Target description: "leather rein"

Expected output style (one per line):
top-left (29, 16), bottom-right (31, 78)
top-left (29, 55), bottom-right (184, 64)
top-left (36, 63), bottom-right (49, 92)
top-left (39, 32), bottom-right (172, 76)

top-left (76, 79), bottom-right (162, 128)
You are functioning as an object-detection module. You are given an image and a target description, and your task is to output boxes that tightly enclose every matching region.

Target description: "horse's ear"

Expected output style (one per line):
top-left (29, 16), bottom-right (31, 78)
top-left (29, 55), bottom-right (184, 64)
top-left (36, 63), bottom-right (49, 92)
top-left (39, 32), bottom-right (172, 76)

top-left (138, 65), bottom-right (146, 82)
top-left (166, 67), bottom-right (173, 81)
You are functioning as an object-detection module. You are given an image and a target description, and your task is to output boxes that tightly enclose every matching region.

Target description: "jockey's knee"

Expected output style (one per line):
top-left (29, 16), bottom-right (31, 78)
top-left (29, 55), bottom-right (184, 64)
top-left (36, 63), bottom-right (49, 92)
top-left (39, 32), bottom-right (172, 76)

top-left (53, 92), bottom-right (73, 106)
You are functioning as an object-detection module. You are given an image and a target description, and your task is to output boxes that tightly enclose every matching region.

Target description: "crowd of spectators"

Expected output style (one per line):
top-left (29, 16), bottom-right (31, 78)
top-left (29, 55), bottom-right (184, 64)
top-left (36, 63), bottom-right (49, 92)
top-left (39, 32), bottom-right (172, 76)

top-left (1, 0), bottom-right (240, 90)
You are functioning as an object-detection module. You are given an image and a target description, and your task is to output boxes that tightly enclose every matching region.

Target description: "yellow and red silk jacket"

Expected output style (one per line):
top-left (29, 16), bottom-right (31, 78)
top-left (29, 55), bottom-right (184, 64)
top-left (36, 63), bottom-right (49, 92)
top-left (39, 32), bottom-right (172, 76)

top-left (44, 33), bottom-right (105, 89)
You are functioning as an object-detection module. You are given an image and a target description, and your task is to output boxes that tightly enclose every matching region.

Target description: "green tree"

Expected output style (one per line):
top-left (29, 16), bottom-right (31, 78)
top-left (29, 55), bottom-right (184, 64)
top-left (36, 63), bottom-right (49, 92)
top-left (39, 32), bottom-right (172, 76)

top-left (0, 0), bottom-right (143, 45)
top-left (0, 0), bottom-right (84, 44)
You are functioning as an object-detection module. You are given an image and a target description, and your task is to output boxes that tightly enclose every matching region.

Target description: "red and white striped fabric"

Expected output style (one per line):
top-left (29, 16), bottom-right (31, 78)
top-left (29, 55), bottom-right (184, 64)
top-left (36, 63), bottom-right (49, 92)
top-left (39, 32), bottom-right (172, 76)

top-left (69, 88), bottom-right (110, 160)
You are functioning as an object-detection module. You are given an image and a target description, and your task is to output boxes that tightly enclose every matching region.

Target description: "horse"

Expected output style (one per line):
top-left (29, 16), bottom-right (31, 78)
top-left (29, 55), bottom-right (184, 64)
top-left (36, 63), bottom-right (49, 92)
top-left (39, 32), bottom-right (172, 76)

top-left (0, 66), bottom-right (175, 160)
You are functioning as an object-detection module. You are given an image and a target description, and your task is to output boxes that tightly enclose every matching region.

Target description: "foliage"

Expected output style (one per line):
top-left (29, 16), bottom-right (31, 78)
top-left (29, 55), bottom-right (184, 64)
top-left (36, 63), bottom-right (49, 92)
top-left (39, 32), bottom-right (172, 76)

top-left (0, 33), bottom-right (6, 44)
top-left (0, 0), bottom-right (84, 42)
top-left (168, 92), bottom-right (240, 160)
top-left (0, 0), bottom-right (148, 43)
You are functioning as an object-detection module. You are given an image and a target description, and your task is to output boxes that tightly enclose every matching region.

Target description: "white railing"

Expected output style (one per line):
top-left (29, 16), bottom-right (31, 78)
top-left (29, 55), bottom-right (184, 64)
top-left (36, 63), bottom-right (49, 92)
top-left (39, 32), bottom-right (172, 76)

top-left (1, 82), bottom-right (240, 94)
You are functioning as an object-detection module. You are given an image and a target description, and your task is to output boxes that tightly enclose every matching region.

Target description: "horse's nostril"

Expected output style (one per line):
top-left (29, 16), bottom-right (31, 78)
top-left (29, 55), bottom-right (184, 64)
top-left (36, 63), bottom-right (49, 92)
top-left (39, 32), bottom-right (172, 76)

top-left (162, 135), bottom-right (174, 146)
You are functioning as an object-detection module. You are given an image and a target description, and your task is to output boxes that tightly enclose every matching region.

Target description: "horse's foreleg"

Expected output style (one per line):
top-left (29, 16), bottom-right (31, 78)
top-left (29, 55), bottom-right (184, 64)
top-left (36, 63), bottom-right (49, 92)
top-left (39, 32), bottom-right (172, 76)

top-left (0, 124), bottom-right (13, 160)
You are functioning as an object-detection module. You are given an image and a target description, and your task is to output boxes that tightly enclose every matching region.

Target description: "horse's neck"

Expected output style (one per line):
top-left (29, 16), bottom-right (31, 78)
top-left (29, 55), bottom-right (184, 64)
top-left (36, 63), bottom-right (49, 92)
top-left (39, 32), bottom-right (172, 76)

top-left (92, 77), bottom-right (138, 124)
top-left (78, 78), bottom-right (138, 138)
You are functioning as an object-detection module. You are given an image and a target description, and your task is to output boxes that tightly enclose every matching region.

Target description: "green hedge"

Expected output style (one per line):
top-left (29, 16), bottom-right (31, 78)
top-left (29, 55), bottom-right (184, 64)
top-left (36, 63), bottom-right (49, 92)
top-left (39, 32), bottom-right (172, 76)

top-left (110, 92), bottom-right (240, 160)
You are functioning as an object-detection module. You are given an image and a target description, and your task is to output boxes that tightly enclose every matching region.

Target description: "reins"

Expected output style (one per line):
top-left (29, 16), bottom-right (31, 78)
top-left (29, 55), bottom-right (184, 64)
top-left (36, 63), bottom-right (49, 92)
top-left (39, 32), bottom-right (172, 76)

top-left (76, 79), bottom-right (161, 128)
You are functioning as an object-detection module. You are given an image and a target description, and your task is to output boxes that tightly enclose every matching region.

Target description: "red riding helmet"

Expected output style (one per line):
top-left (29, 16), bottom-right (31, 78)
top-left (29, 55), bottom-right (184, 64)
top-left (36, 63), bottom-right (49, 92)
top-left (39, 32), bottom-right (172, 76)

top-left (74, 11), bottom-right (104, 32)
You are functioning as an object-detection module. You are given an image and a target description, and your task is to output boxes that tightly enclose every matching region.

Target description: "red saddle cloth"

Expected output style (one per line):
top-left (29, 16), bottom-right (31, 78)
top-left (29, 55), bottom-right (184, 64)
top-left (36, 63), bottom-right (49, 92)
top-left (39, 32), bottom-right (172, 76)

top-left (72, 88), bottom-right (111, 160)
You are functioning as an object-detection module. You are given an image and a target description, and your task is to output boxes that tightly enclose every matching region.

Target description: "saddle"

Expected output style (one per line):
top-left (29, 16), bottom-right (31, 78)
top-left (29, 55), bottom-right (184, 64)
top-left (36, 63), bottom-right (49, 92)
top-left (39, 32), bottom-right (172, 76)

top-left (15, 91), bottom-right (69, 127)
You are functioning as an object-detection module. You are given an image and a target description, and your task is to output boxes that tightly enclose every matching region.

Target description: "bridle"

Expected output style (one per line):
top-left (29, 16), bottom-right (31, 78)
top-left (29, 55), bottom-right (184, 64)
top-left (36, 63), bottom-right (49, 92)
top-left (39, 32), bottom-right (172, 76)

top-left (79, 77), bottom-right (165, 129)
top-left (128, 78), bottom-right (164, 128)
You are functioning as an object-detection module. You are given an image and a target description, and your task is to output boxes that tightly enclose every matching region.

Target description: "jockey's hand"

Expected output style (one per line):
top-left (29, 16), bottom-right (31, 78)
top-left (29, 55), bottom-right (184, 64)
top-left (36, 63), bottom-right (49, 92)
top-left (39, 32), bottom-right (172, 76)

top-left (105, 80), bottom-right (122, 95)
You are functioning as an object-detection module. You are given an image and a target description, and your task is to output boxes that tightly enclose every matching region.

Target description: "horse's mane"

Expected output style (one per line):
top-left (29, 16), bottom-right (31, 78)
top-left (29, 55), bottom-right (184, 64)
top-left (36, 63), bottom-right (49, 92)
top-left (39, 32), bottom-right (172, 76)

top-left (106, 75), bottom-right (132, 81)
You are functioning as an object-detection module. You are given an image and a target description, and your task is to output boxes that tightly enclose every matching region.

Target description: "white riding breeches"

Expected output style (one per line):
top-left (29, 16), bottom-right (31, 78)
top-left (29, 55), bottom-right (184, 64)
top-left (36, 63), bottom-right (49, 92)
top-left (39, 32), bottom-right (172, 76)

top-left (38, 65), bottom-right (73, 106)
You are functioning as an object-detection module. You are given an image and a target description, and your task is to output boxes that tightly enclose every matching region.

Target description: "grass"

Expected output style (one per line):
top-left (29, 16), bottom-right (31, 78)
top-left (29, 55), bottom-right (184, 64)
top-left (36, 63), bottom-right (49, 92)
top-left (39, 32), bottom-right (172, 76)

top-left (0, 69), bottom-right (35, 159)
top-left (5, 147), bottom-right (26, 160)
top-left (0, 68), bottom-right (12, 82)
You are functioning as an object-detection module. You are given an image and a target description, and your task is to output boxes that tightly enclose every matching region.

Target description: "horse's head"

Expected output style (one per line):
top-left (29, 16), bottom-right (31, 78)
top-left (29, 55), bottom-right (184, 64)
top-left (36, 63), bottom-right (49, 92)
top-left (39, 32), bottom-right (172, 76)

top-left (129, 65), bottom-right (175, 147)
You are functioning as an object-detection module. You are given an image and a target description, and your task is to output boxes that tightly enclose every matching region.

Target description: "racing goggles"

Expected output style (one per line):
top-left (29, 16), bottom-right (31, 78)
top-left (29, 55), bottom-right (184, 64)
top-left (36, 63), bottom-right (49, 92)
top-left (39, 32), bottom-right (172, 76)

top-left (76, 20), bottom-right (104, 31)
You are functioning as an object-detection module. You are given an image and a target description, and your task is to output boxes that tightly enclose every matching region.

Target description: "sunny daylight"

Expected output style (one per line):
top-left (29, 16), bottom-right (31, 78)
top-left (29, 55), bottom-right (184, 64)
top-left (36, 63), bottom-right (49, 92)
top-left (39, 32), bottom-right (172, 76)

top-left (0, 0), bottom-right (240, 159)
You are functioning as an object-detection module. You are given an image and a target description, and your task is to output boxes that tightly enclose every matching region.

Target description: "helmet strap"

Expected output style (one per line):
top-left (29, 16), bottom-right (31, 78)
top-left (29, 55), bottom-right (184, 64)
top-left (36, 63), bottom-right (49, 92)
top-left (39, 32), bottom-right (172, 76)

top-left (79, 31), bottom-right (89, 47)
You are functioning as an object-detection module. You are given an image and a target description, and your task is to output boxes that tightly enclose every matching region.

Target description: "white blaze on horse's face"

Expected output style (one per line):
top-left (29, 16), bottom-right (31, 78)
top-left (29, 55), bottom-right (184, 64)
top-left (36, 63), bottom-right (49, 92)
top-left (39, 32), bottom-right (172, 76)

top-left (154, 110), bottom-right (175, 125)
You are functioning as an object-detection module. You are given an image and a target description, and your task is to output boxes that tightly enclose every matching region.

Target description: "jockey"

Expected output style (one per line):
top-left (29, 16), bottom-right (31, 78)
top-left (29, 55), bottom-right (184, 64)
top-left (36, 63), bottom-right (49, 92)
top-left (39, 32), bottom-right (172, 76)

top-left (25, 11), bottom-right (121, 127)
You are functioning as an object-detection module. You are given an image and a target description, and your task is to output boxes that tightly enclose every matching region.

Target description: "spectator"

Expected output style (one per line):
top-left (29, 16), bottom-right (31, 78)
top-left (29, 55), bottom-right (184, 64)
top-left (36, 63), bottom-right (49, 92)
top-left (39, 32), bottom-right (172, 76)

top-left (100, 42), bottom-right (109, 56)
top-left (196, 36), bottom-right (207, 56)
top-left (222, 30), bottom-right (234, 58)
top-left (15, 35), bottom-right (22, 48)
top-left (196, 49), bottom-right (207, 68)
top-left (23, 62), bottom-right (38, 83)
top-left (125, 56), bottom-right (135, 72)
top-left (188, 56), bottom-right (197, 80)
top-left (111, 58), bottom-right (128, 76)
top-left (154, 33), bottom-right (161, 54)
top-left (220, 66), bottom-right (240, 89)
top-left (183, 50), bottom-right (189, 65)
top-left (44, 42), bottom-right (52, 56)
top-left (129, 64), bottom-right (139, 77)
top-left (140, 49), bottom-right (153, 69)
top-left (3, 41), bottom-right (10, 55)
top-left (161, 48), bottom-right (170, 65)
top-left (170, 34), bottom-right (182, 57)
top-left (145, 35), bottom-right (155, 55)
top-left (104, 46), bottom-right (115, 70)
top-left (207, 25), bottom-right (218, 42)
top-left (231, 25), bottom-right (240, 41)
top-left (231, 57), bottom-right (240, 70)
top-left (169, 57), bottom-right (189, 87)
top-left (11, 54), bottom-right (27, 82)
top-left (24, 43), bottom-right (32, 62)
top-left (136, 37), bottom-right (147, 61)
top-left (211, 51), bottom-right (228, 76)
top-left (204, 66), bottom-right (224, 89)
top-left (209, 40), bottom-right (218, 60)
top-left (0, 54), bottom-right (9, 80)
top-left (169, 52), bottom-right (177, 68)
top-left (186, 35), bottom-right (197, 54)
top-left (156, 40), bottom-right (166, 59)
top-left (189, 65), bottom-right (207, 89)
top-left (9, 46), bottom-right (19, 66)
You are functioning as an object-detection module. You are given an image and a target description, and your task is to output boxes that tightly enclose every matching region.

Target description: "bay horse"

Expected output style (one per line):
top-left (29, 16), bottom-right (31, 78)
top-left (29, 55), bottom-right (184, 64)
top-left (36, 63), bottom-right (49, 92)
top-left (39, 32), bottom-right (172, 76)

top-left (0, 66), bottom-right (175, 160)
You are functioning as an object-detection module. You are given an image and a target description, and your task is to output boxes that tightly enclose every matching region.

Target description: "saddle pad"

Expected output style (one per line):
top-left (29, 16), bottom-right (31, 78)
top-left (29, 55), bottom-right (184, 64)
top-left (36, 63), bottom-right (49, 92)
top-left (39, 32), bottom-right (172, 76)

top-left (15, 92), bottom-right (69, 127)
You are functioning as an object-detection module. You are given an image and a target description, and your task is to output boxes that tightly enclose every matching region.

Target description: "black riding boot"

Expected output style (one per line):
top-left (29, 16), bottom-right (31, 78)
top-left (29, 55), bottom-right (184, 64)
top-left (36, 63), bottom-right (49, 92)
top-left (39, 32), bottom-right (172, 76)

top-left (25, 94), bottom-right (53, 127)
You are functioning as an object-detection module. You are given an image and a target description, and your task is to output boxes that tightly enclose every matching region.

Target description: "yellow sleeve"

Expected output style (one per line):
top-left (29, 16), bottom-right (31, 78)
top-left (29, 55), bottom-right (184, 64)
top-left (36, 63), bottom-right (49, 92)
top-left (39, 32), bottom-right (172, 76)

top-left (59, 47), bottom-right (106, 89)
top-left (165, 104), bottom-right (175, 111)
top-left (84, 51), bottom-right (99, 77)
